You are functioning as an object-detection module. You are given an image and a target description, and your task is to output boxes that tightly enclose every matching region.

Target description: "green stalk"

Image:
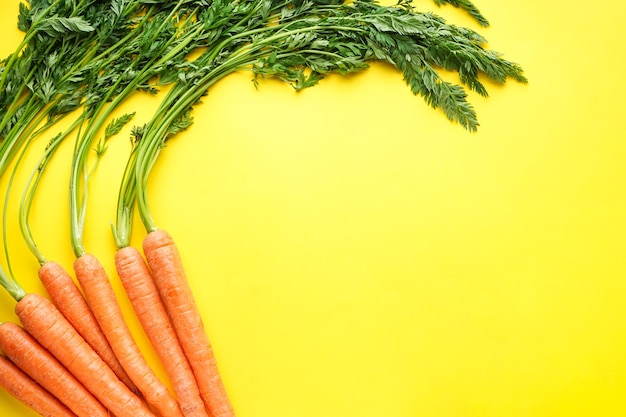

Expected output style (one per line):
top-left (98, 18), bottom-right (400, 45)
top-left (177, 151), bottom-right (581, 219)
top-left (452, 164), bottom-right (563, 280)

top-left (1, 99), bottom-right (61, 275)
top-left (3, 5), bottom-right (155, 267)
top-left (0, 67), bottom-right (36, 136)
top-left (0, 262), bottom-right (26, 302)
top-left (69, 7), bottom-right (210, 257)
top-left (19, 118), bottom-right (83, 265)
top-left (68, 81), bottom-right (125, 258)
top-left (111, 143), bottom-right (140, 249)
top-left (0, 99), bottom-right (46, 176)
top-left (132, 24), bottom-right (351, 231)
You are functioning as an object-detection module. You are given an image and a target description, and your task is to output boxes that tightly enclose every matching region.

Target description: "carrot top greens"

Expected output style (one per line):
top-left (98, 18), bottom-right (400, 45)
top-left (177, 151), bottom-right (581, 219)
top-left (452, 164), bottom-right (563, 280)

top-left (124, 0), bottom-right (526, 239)
top-left (0, 0), bottom-right (526, 259)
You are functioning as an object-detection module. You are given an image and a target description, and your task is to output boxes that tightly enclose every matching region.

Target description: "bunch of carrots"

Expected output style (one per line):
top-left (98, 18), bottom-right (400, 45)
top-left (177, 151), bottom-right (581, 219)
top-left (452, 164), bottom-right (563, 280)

top-left (0, 0), bottom-right (526, 416)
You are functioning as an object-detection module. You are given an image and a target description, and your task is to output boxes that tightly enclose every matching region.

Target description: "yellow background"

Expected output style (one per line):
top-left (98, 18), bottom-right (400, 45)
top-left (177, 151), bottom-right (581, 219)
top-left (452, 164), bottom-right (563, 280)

top-left (1, 0), bottom-right (625, 416)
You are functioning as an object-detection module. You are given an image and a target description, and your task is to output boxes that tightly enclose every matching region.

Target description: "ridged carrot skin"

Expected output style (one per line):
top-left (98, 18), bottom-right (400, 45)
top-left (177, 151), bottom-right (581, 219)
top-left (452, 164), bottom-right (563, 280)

top-left (0, 354), bottom-right (77, 417)
top-left (0, 321), bottom-right (109, 417)
top-left (143, 229), bottom-right (235, 417)
top-left (116, 245), bottom-right (209, 417)
top-left (14, 292), bottom-right (156, 417)
top-left (38, 260), bottom-right (138, 393)
top-left (74, 253), bottom-right (184, 417)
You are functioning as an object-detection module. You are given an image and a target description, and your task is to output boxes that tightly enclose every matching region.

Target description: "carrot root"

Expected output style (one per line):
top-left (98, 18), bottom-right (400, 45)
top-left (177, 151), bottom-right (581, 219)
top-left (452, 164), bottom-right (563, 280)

top-left (74, 253), bottom-right (184, 417)
top-left (15, 292), bottom-right (156, 417)
top-left (0, 321), bottom-right (109, 417)
top-left (116, 245), bottom-right (209, 417)
top-left (38, 260), bottom-right (138, 393)
top-left (0, 354), bottom-right (77, 417)
top-left (143, 229), bottom-right (235, 417)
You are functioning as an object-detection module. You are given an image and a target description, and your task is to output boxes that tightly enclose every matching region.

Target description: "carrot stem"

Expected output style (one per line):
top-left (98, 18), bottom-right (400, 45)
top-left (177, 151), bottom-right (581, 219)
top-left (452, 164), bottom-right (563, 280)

top-left (0, 261), bottom-right (26, 302)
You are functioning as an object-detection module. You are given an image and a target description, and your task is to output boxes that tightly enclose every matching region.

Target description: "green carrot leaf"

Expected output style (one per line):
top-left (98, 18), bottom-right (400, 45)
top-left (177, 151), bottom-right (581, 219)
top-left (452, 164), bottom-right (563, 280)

top-left (38, 16), bottom-right (95, 37)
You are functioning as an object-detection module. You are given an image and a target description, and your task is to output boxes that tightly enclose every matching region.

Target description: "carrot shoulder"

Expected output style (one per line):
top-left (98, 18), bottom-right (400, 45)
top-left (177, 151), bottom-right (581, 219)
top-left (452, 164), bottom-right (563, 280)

top-left (0, 354), bottom-right (77, 417)
top-left (143, 229), bottom-right (235, 417)
top-left (116, 245), bottom-right (209, 417)
top-left (14, 292), bottom-right (155, 417)
top-left (38, 260), bottom-right (137, 393)
top-left (0, 321), bottom-right (109, 417)
top-left (74, 253), bottom-right (184, 417)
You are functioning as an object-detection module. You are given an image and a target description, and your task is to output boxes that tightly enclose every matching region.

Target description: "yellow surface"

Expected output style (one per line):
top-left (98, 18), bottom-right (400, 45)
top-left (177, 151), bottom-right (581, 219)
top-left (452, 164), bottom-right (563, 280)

top-left (1, 1), bottom-right (625, 416)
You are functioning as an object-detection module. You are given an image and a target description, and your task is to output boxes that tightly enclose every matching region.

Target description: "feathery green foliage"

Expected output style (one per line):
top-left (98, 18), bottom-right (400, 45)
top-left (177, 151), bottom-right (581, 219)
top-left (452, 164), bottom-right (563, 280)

top-left (0, 0), bottom-right (526, 255)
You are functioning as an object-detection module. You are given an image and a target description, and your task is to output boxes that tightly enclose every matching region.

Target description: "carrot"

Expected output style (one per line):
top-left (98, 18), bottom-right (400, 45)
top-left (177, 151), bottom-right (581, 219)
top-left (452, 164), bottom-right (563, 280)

top-left (38, 260), bottom-right (138, 393)
top-left (73, 253), bottom-right (184, 417)
top-left (0, 354), bottom-right (77, 417)
top-left (0, 320), bottom-right (109, 417)
top-left (14, 292), bottom-right (156, 417)
top-left (116, 245), bottom-right (209, 417)
top-left (143, 229), bottom-right (235, 417)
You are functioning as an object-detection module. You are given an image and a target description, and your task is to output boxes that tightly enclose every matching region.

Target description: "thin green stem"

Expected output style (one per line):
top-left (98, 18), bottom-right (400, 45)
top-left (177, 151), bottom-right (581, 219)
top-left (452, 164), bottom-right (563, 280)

top-left (69, 8), bottom-right (207, 256)
top-left (0, 262), bottom-right (26, 302)
top-left (0, 98), bottom-right (46, 176)
top-left (2, 100), bottom-right (58, 274)
top-left (111, 145), bottom-right (139, 249)
top-left (134, 52), bottom-right (283, 232)
top-left (19, 118), bottom-right (82, 265)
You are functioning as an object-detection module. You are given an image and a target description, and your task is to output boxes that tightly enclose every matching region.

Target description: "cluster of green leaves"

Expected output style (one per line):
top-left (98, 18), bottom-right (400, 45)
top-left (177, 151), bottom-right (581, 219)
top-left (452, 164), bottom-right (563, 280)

top-left (0, 0), bottom-right (526, 263)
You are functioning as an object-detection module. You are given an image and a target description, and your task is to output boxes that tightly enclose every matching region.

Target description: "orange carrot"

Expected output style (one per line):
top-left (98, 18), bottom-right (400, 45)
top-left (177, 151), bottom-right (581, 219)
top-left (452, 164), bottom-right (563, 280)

top-left (0, 320), bottom-right (109, 417)
top-left (73, 253), bottom-right (184, 417)
top-left (38, 260), bottom-right (137, 393)
top-left (14, 292), bottom-right (156, 417)
top-left (0, 354), bottom-right (77, 417)
top-left (143, 229), bottom-right (235, 417)
top-left (116, 245), bottom-right (209, 417)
